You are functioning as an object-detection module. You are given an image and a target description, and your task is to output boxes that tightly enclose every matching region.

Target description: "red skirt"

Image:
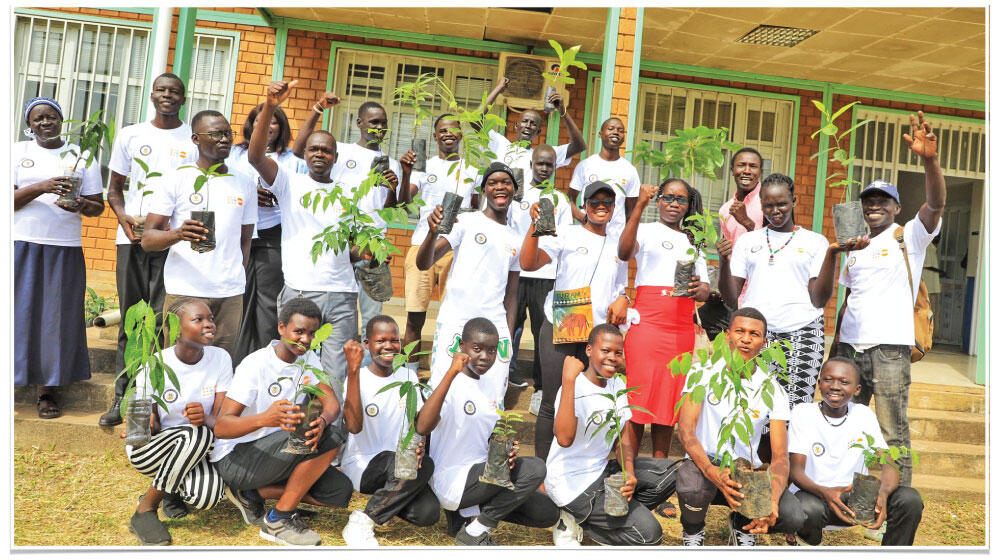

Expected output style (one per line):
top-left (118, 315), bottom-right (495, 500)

top-left (624, 286), bottom-right (696, 426)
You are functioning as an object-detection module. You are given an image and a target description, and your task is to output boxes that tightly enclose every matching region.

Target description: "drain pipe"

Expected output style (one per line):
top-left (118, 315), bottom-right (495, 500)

top-left (93, 309), bottom-right (121, 328)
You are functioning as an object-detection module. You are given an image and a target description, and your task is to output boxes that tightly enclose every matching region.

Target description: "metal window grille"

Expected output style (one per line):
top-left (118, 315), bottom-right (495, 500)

top-left (186, 33), bottom-right (236, 118)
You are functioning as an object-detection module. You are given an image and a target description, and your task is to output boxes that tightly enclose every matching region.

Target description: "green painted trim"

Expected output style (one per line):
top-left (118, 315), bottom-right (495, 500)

top-left (831, 85), bottom-right (983, 112)
top-left (626, 8), bottom-right (644, 154)
top-left (256, 8), bottom-right (276, 27)
top-left (172, 8), bottom-right (198, 122)
top-left (104, 7), bottom-right (156, 16)
top-left (975, 235), bottom-right (986, 384)
top-left (788, 97), bottom-right (800, 185)
top-left (582, 70), bottom-right (601, 158)
top-left (281, 17), bottom-right (528, 54)
top-left (387, 221), bottom-right (417, 231)
top-left (193, 9), bottom-right (268, 27)
top-left (546, 111), bottom-right (561, 147)
top-left (854, 104), bottom-right (985, 125)
top-left (324, 43), bottom-right (336, 131)
top-left (14, 7), bottom-right (153, 28)
top-left (193, 27), bottom-right (242, 122)
top-left (811, 84), bottom-right (833, 233)
top-left (138, 8), bottom-right (160, 122)
top-left (595, 8), bottom-right (620, 143)
top-left (847, 104), bottom-right (859, 195)
top-left (329, 41), bottom-right (499, 67)
top-left (533, 47), bottom-right (602, 66)
top-left (272, 22), bottom-right (288, 81)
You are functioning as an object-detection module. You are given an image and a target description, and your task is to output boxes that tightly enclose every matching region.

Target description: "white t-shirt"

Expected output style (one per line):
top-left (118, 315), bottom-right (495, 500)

top-left (508, 185), bottom-right (573, 280)
top-left (487, 129), bottom-right (571, 180)
top-left (108, 121), bottom-right (197, 244)
top-left (341, 366), bottom-right (422, 490)
top-left (428, 373), bottom-right (500, 509)
top-left (227, 145), bottom-right (308, 234)
top-left (569, 154), bottom-right (641, 237)
top-left (331, 141), bottom-right (402, 231)
top-left (539, 225), bottom-right (628, 325)
top-left (135, 345), bottom-right (232, 430)
top-left (544, 374), bottom-right (630, 507)
top-left (436, 212), bottom-right (521, 326)
top-left (410, 156), bottom-right (480, 246)
top-left (730, 227), bottom-right (829, 333)
top-left (633, 222), bottom-right (709, 288)
top-left (683, 360), bottom-right (790, 462)
top-left (146, 165), bottom-right (257, 298)
top-left (211, 341), bottom-right (327, 462)
top-left (13, 141), bottom-right (103, 247)
top-left (263, 165), bottom-right (358, 293)
top-left (839, 216), bottom-right (941, 346)
top-left (788, 402), bottom-right (886, 490)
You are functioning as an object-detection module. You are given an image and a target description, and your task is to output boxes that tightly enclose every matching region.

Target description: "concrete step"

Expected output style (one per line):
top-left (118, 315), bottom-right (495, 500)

top-left (906, 382), bottom-right (985, 414)
top-left (86, 328), bottom-right (118, 374)
top-left (13, 404), bottom-right (125, 455)
top-left (908, 408), bottom-right (984, 445)
top-left (14, 372), bottom-right (118, 413)
top-left (909, 439), bottom-right (985, 478)
top-left (908, 472), bottom-right (986, 504)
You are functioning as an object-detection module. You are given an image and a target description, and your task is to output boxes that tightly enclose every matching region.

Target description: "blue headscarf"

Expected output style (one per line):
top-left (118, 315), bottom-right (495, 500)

top-left (23, 97), bottom-right (63, 139)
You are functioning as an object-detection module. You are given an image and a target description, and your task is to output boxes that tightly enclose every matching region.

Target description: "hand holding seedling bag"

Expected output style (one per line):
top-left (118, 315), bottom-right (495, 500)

top-left (375, 341), bottom-right (432, 480)
top-left (278, 322), bottom-right (337, 454)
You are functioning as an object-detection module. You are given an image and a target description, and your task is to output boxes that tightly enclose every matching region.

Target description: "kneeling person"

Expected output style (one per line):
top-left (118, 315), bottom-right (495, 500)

top-left (211, 298), bottom-right (352, 546)
top-left (789, 357), bottom-right (923, 546)
top-left (340, 316), bottom-right (440, 546)
top-left (546, 324), bottom-right (679, 546)
top-left (418, 318), bottom-right (559, 545)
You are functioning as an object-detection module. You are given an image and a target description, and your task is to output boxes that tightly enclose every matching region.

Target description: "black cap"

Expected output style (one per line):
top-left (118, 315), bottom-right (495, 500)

top-left (583, 180), bottom-right (615, 199)
top-left (480, 161), bottom-right (518, 190)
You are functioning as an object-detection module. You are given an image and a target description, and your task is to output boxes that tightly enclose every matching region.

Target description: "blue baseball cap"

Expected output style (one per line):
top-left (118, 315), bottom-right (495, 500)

top-left (859, 180), bottom-right (900, 204)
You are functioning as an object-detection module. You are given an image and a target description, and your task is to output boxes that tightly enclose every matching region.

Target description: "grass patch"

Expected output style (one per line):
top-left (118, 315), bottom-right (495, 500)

top-left (13, 446), bottom-right (985, 547)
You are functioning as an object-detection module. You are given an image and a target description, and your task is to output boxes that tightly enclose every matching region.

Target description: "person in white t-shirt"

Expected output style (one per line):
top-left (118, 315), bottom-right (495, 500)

top-left (213, 298), bottom-right (352, 546)
top-left (568, 117), bottom-right (641, 237)
top-left (479, 77), bottom-right (587, 181)
top-left (546, 324), bottom-right (679, 547)
top-left (401, 114), bottom-right (482, 374)
top-left (719, 173), bottom-right (867, 408)
top-left (417, 161), bottom-right (522, 406)
top-left (417, 318), bottom-right (559, 546)
top-left (789, 357), bottom-right (923, 546)
top-left (675, 308), bottom-right (805, 546)
top-left (141, 110), bottom-right (257, 360)
top-left (519, 180), bottom-right (629, 461)
top-left (14, 97), bottom-right (105, 419)
top-left (507, 145), bottom-right (573, 395)
top-left (125, 298), bottom-right (230, 546)
top-left (339, 316), bottom-right (440, 546)
top-left (832, 111), bottom-right (945, 488)
top-left (229, 100), bottom-right (309, 366)
top-left (618, 179), bottom-right (709, 475)
top-left (104, 73), bottom-right (198, 427)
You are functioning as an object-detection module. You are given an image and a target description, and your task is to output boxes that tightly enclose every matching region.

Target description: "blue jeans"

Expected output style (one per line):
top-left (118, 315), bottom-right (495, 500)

top-left (834, 343), bottom-right (913, 486)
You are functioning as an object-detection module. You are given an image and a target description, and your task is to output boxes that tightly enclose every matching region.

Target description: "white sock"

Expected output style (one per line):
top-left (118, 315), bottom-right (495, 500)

top-left (406, 361), bottom-right (419, 373)
top-left (459, 505), bottom-right (480, 518)
top-left (464, 519), bottom-right (490, 536)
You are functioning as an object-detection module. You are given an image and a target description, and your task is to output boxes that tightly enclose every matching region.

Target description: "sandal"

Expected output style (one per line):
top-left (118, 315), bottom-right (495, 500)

top-left (654, 501), bottom-right (678, 518)
top-left (37, 394), bottom-right (61, 419)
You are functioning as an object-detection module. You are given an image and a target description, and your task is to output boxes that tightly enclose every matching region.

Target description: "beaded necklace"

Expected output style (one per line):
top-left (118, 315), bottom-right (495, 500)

top-left (819, 402), bottom-right (849, 427)
top-left (765, 225), bottom-right (799, 265)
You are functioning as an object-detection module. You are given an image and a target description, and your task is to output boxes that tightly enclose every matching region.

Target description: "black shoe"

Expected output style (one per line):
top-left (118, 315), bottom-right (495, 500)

top-left (161, 493), bottom-right (189, 519)
top-left (99, 396), bottom-right (123, 427)
top-left (129, 510), bottom-right (172, 546)
top-left (455, 524), bottom-right (498, 546)
top-left (506, 373), bottom-right (529, 388)
top-left (445, 509), bottom-right (470, 538)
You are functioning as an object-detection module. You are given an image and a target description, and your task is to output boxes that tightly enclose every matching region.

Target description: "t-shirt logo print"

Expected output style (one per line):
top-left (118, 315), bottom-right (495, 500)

top-left (346, 160), bottom-right (357, 169)
top-left (707, 391), bottom-right (722, 406)
top-left (848, 256), bottom-right (857, 267)
top-left (575, 246), bottom-right (588, 254)
top-left (427, 174), bottom-right (438, 183)
top-left (474, 233), bottom-right (487, 244)
top-left (163, 388), bottom-right (179, 403)
top-left (463, 400), bottom-right (476, 415)
top-left (189, 192), bottom-right (204, 205)
top-left (139, 145), bottom-right (152, 156)
top-left (662, 241), bottom-right (674, 250)
top-left (812, 442), bottom-right (826, 456)
top-left (751, 245), bottom-right (763, 253)
top-left (496, 337), bottom-right (512, 363)
top-left (20, 159), bottom-right (34, 168)
top-left (267, 381), bottom-right (282, 397)
top-left (365, 403), bottom-right (379, 417)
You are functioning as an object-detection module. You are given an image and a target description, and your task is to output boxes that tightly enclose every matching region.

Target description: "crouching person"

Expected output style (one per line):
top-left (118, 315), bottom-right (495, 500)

top-left (127, 298), bottom-right (229, 545)
top-left (546, 324), bottom-right (679, 547)
top-left (211, 298), bottom-right (352, 546)
top-left (418, 318), bottom-right (560, 545)
top-left (340, 316), bottom-right (440, 546)
top-left (790, 357), bottom-right (923, 546)
top-left (675, 308), bottom-right (806, 546)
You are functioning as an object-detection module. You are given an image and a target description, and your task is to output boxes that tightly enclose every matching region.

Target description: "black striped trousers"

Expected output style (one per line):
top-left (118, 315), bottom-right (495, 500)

top-left (126, 424), bottom-right (224, 510)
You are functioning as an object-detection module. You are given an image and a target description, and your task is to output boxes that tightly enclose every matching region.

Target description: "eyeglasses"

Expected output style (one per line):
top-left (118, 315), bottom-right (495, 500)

top-left (585, 198), bottom-right (614, 208)
top-left (194, 129), bottom-right (236, 141)
top-left (658, 194), bottom-right (689, 205)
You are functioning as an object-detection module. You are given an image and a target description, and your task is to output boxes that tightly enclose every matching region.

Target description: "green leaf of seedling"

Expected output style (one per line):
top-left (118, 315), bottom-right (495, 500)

top-left (151, 393), bottom-right (169, 414)
top-left (311, 323), bottom-right (334, 349)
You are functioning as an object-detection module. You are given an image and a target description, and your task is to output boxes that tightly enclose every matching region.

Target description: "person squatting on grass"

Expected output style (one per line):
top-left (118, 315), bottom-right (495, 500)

top-left (546, 324), bottom-right (680, 546)
top-left (125, 298), bottom-right (229, 545)
top-left (211, 298), bottom-right (351, 546)
top-left (339, 316), bottom-right (441, 546)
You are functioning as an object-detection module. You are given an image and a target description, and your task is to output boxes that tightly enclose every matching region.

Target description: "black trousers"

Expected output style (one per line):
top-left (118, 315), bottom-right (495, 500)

top-left (235, 224), bottom-right (283, 364)
top-left (676, 458), bottom-right (806, 535)
top-left (562, 458), bottom-right (679, 546)
top-left (795, 486), bottom-right (923, 546)
top-left (534, 319), bottom-right (588, 460)
top-left (358, 451), bottom-right (440, 526)
top-left (511, 277), bottom-right (554, 390)
top-left (115, 244), bottom-right (168, 397)
top-left (457, 457), bottom-right (559, 529)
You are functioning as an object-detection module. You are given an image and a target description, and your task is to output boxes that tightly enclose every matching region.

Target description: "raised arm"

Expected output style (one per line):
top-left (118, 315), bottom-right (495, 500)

top-left (550, 90), bottom-right (586, 159)
top-left (414, 354), bottom-right (468, 435)
top-left (553, 357), bottom-right (584, 447)
top-left (904, 111), bottom-right (946, 233)
top-left (809, 238), bottom-right (868, 308)
top-left (292, 91), bottom-right (340, 159)
top-left (342, 340), bottom-right (365, 435)
top-left (249, 80), bottom-right (299, 186)
top-left (715, 238), bottom-right (745, 308)
top-left (618, 183), bottom-right (656, 260)
top-left (518, 203), bottom-right (553, 271)
top-left (415, 205), bottom-right (454, 270)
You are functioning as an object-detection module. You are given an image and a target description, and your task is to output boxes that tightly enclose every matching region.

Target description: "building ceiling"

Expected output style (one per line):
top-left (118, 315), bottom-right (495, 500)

top-left (269, 6), bottom-right (986, 102)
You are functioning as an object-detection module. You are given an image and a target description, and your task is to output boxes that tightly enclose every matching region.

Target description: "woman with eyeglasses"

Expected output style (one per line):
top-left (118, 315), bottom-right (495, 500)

top-left (228, 104), bottom-right (307, 365)
top-left (616, 178), bottom-right (709, 513)
top-left (520, 180), bottom-right (629, 461)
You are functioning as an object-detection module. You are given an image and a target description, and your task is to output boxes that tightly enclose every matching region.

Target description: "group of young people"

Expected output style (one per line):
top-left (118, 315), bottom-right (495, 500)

top-left (14, 62), bottom-right (942, 547)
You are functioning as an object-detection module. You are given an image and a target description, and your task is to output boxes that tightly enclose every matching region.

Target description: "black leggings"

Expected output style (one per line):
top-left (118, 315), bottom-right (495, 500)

top-left (534, 319), bottom-right (588, 460)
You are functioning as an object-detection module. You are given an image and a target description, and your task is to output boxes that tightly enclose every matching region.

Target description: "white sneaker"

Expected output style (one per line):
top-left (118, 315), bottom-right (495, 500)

top-left (681, 530), bottom-right (705, 546)
top-left (342, 510), bottom-right (380, 547)
top-left (552, 510), bottom-right (582, 547)
top-left (529, 390), bottom-right (542, 416)
top-left (728, 513), bottom-right (756, 546)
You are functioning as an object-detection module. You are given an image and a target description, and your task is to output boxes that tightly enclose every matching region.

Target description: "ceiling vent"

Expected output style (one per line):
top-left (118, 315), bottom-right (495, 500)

top-left (737, 25), bottom-right (818, 47)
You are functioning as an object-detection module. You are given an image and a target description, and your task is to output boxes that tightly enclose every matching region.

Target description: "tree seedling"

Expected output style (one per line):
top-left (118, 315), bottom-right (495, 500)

top-left (115, 299), bottom-right (181, 417)
top-left (850, 432), bottom-right (918, 473)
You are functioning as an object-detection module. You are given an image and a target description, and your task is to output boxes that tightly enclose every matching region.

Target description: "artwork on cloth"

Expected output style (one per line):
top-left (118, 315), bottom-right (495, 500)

top-left (552, 286), bottom-right (593, 343)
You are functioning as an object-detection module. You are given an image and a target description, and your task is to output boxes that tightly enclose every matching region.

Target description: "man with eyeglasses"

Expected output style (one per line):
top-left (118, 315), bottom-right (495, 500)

top-left (142, 110), bottom-right (257, 359)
